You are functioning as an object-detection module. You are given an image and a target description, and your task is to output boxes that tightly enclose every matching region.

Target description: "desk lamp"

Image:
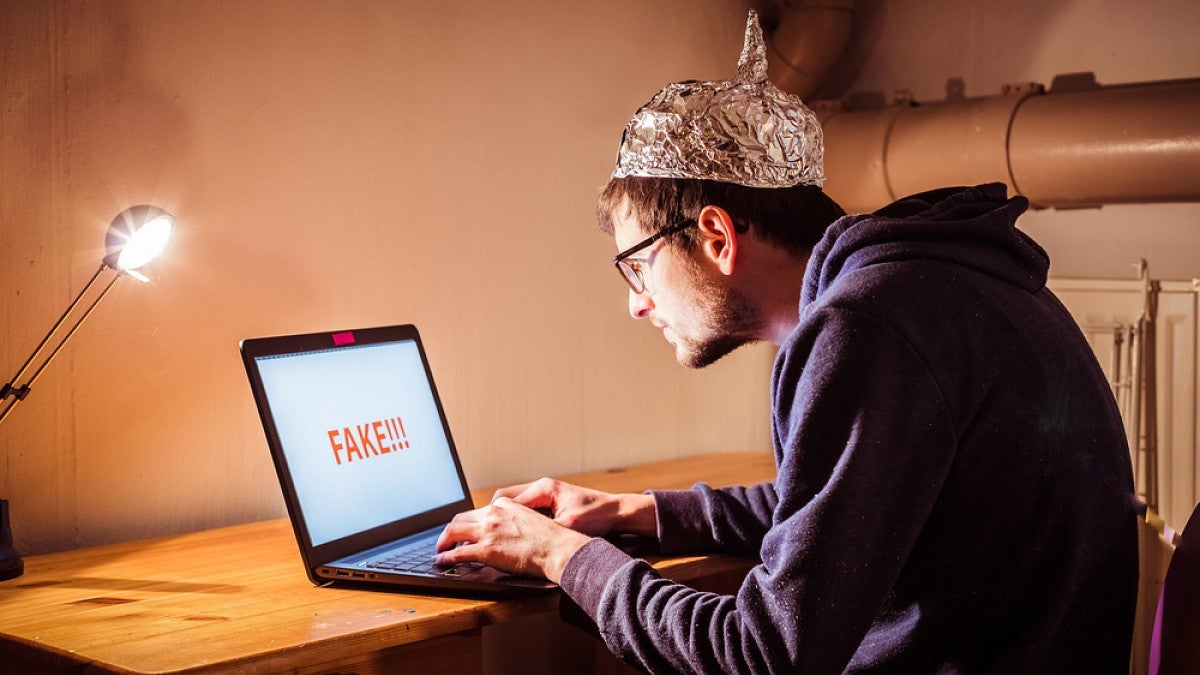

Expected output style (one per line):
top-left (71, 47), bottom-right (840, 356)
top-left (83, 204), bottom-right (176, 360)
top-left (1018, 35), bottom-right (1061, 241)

top-left (0, 204), bottom-right (175, 581)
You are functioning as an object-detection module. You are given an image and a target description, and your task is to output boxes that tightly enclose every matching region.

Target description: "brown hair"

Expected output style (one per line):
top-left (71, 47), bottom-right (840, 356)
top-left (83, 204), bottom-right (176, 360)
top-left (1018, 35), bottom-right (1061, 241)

top-left (597, 176), bottom-right (845, 256)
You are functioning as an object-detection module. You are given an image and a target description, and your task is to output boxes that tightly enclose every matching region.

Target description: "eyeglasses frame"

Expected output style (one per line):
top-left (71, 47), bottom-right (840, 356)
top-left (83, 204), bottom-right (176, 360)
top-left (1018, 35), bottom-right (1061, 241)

top-left (611, 219), bottom-right (696, 293)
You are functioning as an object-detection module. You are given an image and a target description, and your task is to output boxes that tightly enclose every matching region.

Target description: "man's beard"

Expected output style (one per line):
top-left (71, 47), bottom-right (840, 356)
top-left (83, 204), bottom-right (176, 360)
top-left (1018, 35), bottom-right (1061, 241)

top-left (675, 266), bottom-right (764, 369)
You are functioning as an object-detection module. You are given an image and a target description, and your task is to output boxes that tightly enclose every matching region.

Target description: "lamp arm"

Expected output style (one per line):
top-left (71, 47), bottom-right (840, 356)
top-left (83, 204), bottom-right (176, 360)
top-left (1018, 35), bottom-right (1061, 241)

top-left (0, 264), bottom-right (122, 427)
top-left (4, 264), bottom-right (107, 388)
top-left (0, 395), bottom-right (20, 427)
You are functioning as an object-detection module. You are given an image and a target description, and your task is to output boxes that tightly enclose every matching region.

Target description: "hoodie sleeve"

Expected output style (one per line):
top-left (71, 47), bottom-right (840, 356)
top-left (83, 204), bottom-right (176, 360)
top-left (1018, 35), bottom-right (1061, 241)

top-left (648, 480), bottom-right (779, 557)
top-left (558, 307), bottom-right (957, 674)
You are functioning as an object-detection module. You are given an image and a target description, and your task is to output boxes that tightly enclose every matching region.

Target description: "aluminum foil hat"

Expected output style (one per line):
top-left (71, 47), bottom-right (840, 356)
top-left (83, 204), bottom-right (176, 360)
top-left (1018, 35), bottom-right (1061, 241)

top-left (611, 10), bottom-right (825, 188)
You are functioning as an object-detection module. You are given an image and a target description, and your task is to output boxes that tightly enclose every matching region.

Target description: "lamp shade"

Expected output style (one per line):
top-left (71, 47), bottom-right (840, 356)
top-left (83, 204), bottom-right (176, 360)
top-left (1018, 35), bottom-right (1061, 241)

top-left (103, 205), bottom-right (175, 278)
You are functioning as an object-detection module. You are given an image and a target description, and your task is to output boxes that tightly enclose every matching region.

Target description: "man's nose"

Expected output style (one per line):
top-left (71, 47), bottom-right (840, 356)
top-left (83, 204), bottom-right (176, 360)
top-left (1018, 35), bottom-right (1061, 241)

top-left (629, 288), bottom-right (653, 319)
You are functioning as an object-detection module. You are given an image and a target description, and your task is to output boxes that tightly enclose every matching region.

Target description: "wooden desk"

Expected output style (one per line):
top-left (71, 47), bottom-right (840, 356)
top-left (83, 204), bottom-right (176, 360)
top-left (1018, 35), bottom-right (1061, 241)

top-left (0, 452), bottom-right (774, 674)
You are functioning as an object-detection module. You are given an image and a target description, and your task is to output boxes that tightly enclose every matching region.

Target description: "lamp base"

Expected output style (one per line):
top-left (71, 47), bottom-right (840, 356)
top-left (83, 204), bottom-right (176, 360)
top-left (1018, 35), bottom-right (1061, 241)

top-left (0, 499), bottom-right (24, 581)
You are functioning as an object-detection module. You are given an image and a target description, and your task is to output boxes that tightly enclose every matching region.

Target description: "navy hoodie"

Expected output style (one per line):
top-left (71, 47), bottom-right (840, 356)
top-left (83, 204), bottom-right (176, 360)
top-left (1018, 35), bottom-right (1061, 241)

top-left (561, 184), bottom-right (1139, 673)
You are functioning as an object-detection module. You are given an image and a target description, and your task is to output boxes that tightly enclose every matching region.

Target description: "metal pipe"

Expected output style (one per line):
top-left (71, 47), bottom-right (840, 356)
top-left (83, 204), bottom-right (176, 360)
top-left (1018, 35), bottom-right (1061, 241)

top-left (1010, 80), bottom-right (1200, 206)
top-left (816, 78), bottom-right (1200, 213)
top-left (766, 0), bottom-right (856, 100)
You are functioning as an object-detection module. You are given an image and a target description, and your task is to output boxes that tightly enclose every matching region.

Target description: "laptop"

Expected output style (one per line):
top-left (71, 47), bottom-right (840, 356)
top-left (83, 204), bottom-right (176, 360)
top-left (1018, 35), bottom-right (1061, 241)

top-left (240, 323), bottom-right (556, 594)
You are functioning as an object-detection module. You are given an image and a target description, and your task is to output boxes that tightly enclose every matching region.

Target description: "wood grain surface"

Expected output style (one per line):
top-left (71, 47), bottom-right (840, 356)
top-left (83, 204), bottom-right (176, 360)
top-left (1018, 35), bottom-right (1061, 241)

top-left (0, 451), bottom-right (775, 673)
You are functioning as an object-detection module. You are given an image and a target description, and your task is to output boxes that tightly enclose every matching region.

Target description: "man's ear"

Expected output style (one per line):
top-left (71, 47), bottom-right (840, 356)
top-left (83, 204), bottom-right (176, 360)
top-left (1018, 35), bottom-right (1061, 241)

top-left (696, 205), bottom-right (738, 275)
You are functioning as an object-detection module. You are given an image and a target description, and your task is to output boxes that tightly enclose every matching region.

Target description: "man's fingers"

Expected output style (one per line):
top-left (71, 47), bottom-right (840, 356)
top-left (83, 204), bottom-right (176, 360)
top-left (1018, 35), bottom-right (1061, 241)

top-left (434, 541), bottom-right (481, 566)
top-left (510, 483), bottom-right (556, 511)
top-left (491, 482), bottom-right (532, 502)
top-left (435, 516), bottom-right (479, 552)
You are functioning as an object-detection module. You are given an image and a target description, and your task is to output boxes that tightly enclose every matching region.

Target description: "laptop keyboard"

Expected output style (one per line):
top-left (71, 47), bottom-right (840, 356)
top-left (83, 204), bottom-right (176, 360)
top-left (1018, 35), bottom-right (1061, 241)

top-left (365, 537), bottom-right (441, 574)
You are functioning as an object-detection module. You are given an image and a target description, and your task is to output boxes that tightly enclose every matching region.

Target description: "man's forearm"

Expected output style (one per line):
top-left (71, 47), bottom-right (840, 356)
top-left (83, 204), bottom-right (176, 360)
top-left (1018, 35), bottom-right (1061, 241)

top-left (613, 493), bottom-right (657, 537)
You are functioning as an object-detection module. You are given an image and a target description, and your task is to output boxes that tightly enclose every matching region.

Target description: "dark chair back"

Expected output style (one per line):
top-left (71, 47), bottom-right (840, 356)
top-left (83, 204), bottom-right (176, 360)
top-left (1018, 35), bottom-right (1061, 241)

top-left (1149, 501), bottom-right (1200, 674)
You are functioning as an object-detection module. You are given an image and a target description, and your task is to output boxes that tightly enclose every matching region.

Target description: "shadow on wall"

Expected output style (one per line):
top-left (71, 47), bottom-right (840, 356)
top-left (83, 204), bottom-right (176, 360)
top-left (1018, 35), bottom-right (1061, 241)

top-left (1, 1), bottom-right (195, 555)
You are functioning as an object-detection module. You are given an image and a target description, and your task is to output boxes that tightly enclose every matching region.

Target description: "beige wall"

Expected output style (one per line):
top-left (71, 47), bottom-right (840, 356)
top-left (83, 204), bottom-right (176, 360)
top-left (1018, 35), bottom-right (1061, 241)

top-left (0, 0), bottom-right (774, 555)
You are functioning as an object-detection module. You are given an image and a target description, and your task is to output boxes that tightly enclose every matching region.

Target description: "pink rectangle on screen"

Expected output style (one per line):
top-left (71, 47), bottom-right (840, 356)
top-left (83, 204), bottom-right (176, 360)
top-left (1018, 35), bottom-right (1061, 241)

top-left (332, 331), bottom-right (356, 346)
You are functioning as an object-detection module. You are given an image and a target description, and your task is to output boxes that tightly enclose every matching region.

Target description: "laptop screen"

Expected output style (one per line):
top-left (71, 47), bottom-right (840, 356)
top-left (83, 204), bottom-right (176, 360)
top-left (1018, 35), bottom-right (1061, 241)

top-left (253, 338), bottom-right (468, 546)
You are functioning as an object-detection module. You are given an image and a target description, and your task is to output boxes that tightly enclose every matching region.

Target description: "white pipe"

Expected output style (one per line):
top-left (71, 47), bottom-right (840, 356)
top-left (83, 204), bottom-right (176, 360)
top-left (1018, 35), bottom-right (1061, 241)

top-left (813, 78), bottom-right (1200, 213)
top-left (766, 0), bottom-right (856, 100)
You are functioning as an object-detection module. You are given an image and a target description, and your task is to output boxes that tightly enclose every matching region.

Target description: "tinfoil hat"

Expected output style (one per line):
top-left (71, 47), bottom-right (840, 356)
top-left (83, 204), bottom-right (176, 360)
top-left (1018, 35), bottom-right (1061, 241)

top-left (611, 10), bottom-right (825, 188)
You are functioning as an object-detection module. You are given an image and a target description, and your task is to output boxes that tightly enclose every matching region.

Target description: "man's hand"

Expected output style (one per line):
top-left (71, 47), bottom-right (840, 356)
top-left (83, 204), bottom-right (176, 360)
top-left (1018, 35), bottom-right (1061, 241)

top-left (433, 497), bottom-right (590, 583)
top-left (434, 479), bottom-right (658, 582)
top-left (492, 477), bottom-right (657, 538)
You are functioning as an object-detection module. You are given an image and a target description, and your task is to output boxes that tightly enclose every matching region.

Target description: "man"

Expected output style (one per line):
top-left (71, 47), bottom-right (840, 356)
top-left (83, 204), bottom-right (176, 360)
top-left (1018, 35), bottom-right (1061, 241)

top-left (437, 11), bottom-right (1138, 673)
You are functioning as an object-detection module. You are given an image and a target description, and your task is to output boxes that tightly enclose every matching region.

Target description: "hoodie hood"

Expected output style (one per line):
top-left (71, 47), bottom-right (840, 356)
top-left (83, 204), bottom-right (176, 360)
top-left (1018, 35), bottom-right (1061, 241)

top-left (801, 183), bottom-right (1048, 310)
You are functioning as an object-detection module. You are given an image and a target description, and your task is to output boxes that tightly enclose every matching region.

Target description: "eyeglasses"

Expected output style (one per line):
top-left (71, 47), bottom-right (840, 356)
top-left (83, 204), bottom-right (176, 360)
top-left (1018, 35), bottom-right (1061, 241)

top-left (611, 219), bottom-right (695, 294)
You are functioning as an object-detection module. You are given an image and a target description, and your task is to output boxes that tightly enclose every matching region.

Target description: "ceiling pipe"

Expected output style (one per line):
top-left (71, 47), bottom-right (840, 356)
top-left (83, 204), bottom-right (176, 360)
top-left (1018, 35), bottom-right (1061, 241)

top-left (811, 77), bottom-right (1200, 213)
top-left (1010, 79), bottom-right (1200, 207)
top-left (765, 0), bottom-right (856, 100)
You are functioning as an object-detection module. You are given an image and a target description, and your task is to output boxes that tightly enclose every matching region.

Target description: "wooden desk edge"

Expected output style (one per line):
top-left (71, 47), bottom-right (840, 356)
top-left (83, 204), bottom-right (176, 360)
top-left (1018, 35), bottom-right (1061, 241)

top-left (0, 451), bottom-right (776, 673)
